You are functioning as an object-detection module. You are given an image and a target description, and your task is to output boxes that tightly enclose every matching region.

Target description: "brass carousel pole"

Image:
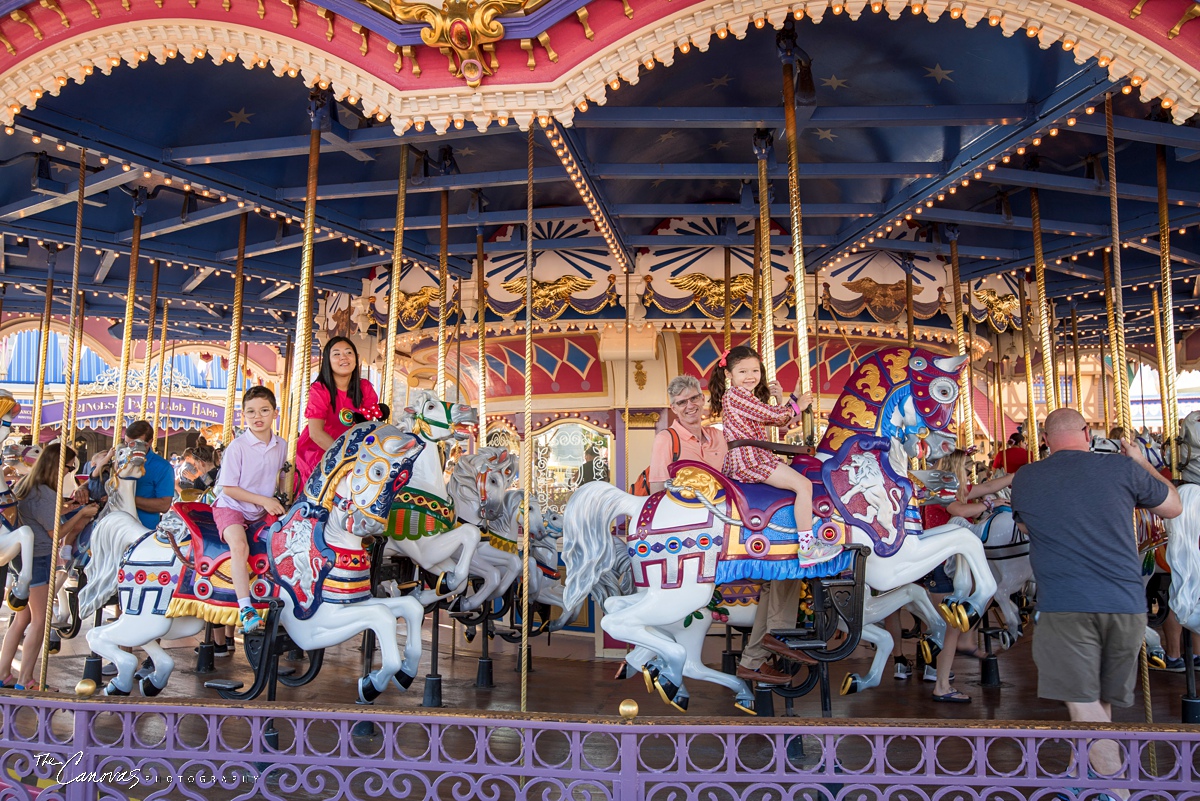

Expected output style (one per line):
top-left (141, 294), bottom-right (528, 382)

top-left (948, 229), bottom-right (974, 448)
top-left (277, 333), bottom-right (294, 444)
top-left (1030, 189), bottom-right (1058, 412)
top-left (754, 130), bottom-right (776, 385)
top-left (1153, 289), bottom-right (1170, 438)
top-left (1156, 144), bottom-right (1180, 477)
top-left (152, 302), bottom-right (169, 452)
top-left (138, 259), bottom-right (160, 418)
top-left (437, 188), bottom-right (450, 398)
top-left (1100, 333), bottom-right (1111, 434)
top-left (113, 197), bottom-right (143, 445)
top-left (383, 145), bottom-right (409, 410)
top-left (812, 271), bottom-right (822, 439)
top-left (520, 125), bottom-right (534, 714)
top-left (222, 213), bottom-right (248, 444)
top-left (67, 291), bottom-right (84, 438)
top-left (751, 218), bottom-right (762, 351)
top-left (1018, 280), bottom-right (1039, 462)
top-left (1071, 306), bottom-right (1084, 417)
top-left (30, 260), bottom-right (54, 438)
top-left (40, 147), bottom-right (86, 692)
top-left (285, 91), bottom-right (326, 487)
top-left (993, 328), bottom-right (1007, 465)
top-left (723, 246), bottom-right (732, 352)
top-left (904, 260), bottom-right (916, 348)
top-left (781, 41), bottom-right (813, 440)
top-left (476, 228), bottom-right (486, 450)
top-left (1104, 97), bottom-right (1132, 434)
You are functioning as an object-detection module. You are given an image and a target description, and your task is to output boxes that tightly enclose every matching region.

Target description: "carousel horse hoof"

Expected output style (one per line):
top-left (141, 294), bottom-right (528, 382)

top-left (840, 673), bottom-right (860, 696)
top-left (463, 626), bottom-right (476, 644)
top-left (920, 638), bottom-right (942, 666)
top-left (642, 664), bottom-right (659, 694)
top-left (139, 675), bottom-right (166, 698)
top-left (734, 700), bottom-right (757, 716)
top-left (1148, 653), bottom-right (1168, 671)
top-left (958, 604), bottom-right (979, 634)
top-left (7, 591), bottom-right (28, 612)
top-left (613, 662), bottom-right (637, 681)
top-left (937, 602), bottom-right (957, 628)
top-left (434, 572), bottom-right (453, 597)
top-left (357, 676), bottom-right (383, 705)
top-left (103, 682), bottom-right (130, 697)
top-left (653, 676), bottom-right (686, 713)
top-left (998, 631), bottom-right (1014, 650)
top-left (392, 668), bottom-right (417, 692)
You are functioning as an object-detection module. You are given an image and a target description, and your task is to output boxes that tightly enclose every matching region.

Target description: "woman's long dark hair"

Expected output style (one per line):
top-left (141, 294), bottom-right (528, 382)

top-left (708, 345), bottom-right (770, 417)
top-left (317, 336), bottom-right (364, 408)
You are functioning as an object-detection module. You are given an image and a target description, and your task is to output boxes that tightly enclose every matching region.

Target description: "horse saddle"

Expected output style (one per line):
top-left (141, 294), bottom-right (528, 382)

top-left (666, 459), bottom-right (831, 535)
top-left (171, 502), bottom-right (273, 579)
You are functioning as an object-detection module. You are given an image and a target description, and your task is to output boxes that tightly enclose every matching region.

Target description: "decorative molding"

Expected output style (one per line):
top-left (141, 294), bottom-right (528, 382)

top-left (633, 359), bottom-right (646, 390)
top-left (620, 410), bottom-right (660, 428)
top-left (3, 0), bottom-right (1200, 130)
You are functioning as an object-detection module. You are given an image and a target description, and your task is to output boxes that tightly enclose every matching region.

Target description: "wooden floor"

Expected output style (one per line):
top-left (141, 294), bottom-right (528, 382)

top-left (14, 609), bottom-right (1200, 725)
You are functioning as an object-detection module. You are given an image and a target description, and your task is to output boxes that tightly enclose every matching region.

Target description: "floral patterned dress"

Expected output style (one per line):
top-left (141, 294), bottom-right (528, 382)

top-left (720, 386), bottom-right (794, 483)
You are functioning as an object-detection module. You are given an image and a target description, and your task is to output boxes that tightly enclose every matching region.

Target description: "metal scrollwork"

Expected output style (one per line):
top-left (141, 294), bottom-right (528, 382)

top-left (531, 422), bottom-right (611, 516)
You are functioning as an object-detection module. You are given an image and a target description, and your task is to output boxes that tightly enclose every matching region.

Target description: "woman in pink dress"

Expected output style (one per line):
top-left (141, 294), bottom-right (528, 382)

top-left (294, 336), bottom-right (379, 488)
top-left (709, 345), bottom-right (813, 546)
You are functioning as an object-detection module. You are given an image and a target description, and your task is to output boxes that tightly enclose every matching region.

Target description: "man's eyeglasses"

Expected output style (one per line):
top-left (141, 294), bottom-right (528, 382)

top-left (672, 394), bottom-right (704, 409)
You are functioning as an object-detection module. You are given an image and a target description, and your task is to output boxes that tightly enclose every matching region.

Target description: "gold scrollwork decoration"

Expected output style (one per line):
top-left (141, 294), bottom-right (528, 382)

top-left (394, 285), bottom-right (459, 330)
top-left (363, 0), bottom-right (528, 88)
top-left (882, 350), bottom-right (910, 383)
top-left (621, 410), bottom-right (660, 429)
top-left (648, 272), bottom-right (790, 319)
top-left (10, 9), bottom-right (43, 40)
top-left (837, 395), bottom-right (877, 430)
top-left (494, 275), bottom-right (616, 321)
top-left (671, 466), bottom-right (721, 504)
top-left (854, 363), bottom-right (887, 403)
top-left (633, 360), bottom-right (647, 391)
top-left (1169, 3), bottom-right (1200, 39)
top-left (973, 288), bottom-right (1021, 333)
top-left (842, 277), bottom-right (906, 312)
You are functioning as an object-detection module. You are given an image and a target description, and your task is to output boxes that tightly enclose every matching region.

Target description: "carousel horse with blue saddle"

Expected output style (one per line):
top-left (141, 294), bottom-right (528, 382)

top-left (554, 346), bottom-right (997, 713)
top-left (78, 420), bottom-right (428, 703)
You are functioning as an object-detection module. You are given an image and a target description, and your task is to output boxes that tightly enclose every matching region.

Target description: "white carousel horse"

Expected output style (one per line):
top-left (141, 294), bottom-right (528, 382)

top-left (555, 346), bottom-right (996, 712)
top-left (81, 422), bottom-right (427, 702)
top-left (443, 448), bottom-right (525, 607)
top-left (952, 507), bottom-right (1031, 648)
top-left (382, 389), bottom-right (484, 608)
top-left (0, 390), bottom-right (34, 612)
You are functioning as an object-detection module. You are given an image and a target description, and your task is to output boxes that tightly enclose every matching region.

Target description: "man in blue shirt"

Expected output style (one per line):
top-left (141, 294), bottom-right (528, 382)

top-left (90, 421), bottom-right (175, 529)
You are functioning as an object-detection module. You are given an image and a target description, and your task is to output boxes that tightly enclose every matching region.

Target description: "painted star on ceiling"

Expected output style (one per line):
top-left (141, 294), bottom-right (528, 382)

top-left (225, 108), bottom-right (254, 128)
top-left (924, 64), bottom-right (954, 84)
top-left (815, 129), bottom-right (837, 141)
top-left (821, 75), bottom-right (849, 90)
top-left (710, 140), bottom-right (730, 151)
top-left (707, 74), bottom-right (731, 89)
top-left (457, 146), bottom-right (477, 157)
top-left (657, 130), bottom-right (679, 144)
top-left (651, 178), bottom-right (666, 189)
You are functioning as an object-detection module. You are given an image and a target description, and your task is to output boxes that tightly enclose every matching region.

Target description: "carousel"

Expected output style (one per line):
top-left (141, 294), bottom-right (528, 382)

top-left (0, 0), bottom-right (1199, 797)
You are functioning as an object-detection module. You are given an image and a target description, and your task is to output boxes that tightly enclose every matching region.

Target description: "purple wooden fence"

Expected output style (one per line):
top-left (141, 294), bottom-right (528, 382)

top-left (0, 693), bottom-right (1196, 800)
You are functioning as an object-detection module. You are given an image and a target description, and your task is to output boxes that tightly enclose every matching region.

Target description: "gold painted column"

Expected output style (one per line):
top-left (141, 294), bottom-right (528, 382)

top-left (1018, 279), bottom-right (1039, 462)
top-left (520, 125), bottom-right (535, 715)
top-left (1153, 289), bottom-right (1171, 439)
top-left (754, 130), bottom-right (776, 383)
top-left (30, 265), bottom-right (54, 438)
top-left (1030, 189), bottom-right (1058, 412)
top-left (476, 228), bottom-right (486, 450)
top-left (723, 246), bottom-right (732, 352)
top-left (138, 259), bottom-right (160, 418)
top-left (383, 145), bottom-right (409, 410)
top-left (222, 213), bottom-right (249, 444)
top-left (948, 229), bottom-right (974, 448)
top-left (437, 189), bottom-right (450, 399)
top-left (113, 198), bottom-right (143, 444)
top-left (1104, 96), bottom-right (1132, 434)
top-left (904, 258), bottom-right (915, 347)
top-left (1156, 144), bottom-right (1180, 476)
top-left (66, 291), bottom-right (84, 438)
top-left (152, 301), bottom-right (169, 451)
top-left (781, 35), bottom-right (813, 441)
top-left (1071, 306), bottom-right (1083, 417)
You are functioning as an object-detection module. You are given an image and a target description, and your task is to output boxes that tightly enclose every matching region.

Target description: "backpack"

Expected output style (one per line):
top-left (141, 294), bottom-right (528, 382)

top-left (630, 428), bottom-right (681, 496)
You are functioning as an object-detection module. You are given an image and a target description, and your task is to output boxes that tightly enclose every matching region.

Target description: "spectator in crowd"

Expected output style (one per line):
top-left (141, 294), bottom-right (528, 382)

top-left (1012, 407), bottom-right (1181, 792)
top-left (992, 432), bottom-right (1030, 474)
top-left (645, 375), bottom-right (727, 493)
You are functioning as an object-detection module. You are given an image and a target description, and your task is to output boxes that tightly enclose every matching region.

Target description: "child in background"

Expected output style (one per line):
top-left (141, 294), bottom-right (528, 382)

top-left (212, 386), bottom-right (287, 633)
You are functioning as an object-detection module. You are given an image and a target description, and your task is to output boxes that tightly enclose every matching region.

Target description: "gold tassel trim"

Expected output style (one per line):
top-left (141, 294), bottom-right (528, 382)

top-left (165, 597), bottom-right (241, 626)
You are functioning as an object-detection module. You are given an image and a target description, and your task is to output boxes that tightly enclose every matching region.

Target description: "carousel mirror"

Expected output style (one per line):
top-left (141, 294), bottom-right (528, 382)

top-left (531, 420), bottom-right (613, 517)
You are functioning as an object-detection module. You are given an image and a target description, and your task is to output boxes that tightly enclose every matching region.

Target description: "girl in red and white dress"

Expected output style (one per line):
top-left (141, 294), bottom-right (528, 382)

top-left (709, 345), bottom-right (814, 549)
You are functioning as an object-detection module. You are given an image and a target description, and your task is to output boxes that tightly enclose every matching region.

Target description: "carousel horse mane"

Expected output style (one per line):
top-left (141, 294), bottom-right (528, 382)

top-left (446, 447), bottom-right (519, 515)
top-left (1166, 483), bottom-right (1200, 632)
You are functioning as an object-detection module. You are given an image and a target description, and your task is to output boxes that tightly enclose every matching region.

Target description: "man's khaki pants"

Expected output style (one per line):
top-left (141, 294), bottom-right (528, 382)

top-left (737, 579), bottom-right (802, 670)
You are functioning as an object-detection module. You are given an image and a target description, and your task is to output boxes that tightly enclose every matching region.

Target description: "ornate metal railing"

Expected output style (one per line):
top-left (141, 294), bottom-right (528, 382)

top-left (0, 693), bottom-right (1196, 800)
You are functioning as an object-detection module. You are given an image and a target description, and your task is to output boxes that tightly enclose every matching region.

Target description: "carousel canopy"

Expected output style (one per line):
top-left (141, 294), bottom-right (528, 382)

top-left (0, 0), bottom-right (1198, 349)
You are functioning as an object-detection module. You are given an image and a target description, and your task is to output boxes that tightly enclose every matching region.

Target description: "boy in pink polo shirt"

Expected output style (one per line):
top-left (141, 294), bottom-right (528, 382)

top-left (213, 386), bottom-right (287, 633)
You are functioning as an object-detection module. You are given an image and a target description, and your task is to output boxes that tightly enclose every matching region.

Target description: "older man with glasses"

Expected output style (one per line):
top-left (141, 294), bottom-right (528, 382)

top-left (647, 375), bottom-right (728, 494)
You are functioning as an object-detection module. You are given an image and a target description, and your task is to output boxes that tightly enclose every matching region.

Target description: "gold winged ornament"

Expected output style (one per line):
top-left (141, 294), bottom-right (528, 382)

top-left (381, 0), bottom-right (527, 87)
top-left (667, 273), bottom-right (754, 311)
top-left (501, 275), bottom-right (595, 315)
top-left (973, 288), bottom-right (1020, 331)
top-left (842, 277), bottom-right (907, 311)
top-left (391, 285), bottom-right (440, 329)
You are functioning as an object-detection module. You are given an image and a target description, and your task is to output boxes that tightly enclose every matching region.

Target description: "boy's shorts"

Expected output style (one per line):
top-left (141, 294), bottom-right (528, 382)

top-left (212, 505), bottom-right (248, 542)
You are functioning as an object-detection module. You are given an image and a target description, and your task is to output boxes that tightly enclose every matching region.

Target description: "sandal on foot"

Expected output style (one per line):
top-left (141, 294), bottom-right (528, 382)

top-left (932, 689), bottom-right (971, 703)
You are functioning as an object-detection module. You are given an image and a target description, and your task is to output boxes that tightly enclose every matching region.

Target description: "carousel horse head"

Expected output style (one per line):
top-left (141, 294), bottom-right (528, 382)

top-left (910, 468), bottom-right (961, 506)
top-left (400, 389), bottom-right (477, 443)
top-left (105, 441), bottom-right (149, 494)
top-left (447, 447), bottom-right (515, 522)
top-left (878, 349), bottom-right (966, 461)
top-left (0, 390), bottom-right (21, 441)
top-left (1134, 430), bottom-right (1168, 472)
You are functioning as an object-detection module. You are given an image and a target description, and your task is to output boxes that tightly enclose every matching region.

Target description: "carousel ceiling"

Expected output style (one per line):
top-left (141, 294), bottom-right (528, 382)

top-left (0, 0), bottom-right (1199, 349)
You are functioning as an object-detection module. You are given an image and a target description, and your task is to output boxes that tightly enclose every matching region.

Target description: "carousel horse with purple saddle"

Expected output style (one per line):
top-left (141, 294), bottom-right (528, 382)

top-left (554, 346), bottom-right (997, 713)
top-left (78, 421), bottom-right (428, 704)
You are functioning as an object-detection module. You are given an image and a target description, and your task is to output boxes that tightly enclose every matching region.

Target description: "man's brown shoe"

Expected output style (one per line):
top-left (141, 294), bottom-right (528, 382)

top-left (736, 663), bottom-right (792, 686)
top-left (762, 634), bottom-right (818, 664)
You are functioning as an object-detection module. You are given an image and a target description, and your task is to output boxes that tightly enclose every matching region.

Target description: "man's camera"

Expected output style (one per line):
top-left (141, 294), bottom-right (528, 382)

top-left (1090, 436), bottom-right (1122, 454)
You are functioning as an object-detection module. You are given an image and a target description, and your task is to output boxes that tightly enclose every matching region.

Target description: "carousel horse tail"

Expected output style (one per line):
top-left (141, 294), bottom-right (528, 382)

top-left (550, 482), bottom-right (646, 632)
top-left (1166, 483), bottom-right (1200, 633)
top-left (77, 516), bottom-right (147, 619)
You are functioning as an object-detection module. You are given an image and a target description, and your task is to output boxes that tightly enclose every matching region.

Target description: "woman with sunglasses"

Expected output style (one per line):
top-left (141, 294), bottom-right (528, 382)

top-left (0, 442), bottom-right (99, 690)
top-left (645, 374), bottom-right (727, 494)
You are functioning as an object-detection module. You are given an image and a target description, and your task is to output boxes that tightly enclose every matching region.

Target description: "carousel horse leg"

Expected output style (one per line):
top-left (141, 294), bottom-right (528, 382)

top-left (1144, 627), bottom-right (1168, 670)
top-left (366, 595), bottom-right (425, 690)
top-left (990, 562), bottom-right (1030, 648)
top-left (669, 614), bottom-right (756, 714)
top-left (139, 619), bottom-right (204, 696)
top-left (844, 583), bottom-right (944, 695)
top-left (86, 612), bottom-right (172, 696)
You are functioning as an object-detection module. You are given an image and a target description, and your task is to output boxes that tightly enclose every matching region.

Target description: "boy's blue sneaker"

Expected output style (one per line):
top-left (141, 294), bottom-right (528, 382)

top-left (239, 606), bottom-right (263, 634)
